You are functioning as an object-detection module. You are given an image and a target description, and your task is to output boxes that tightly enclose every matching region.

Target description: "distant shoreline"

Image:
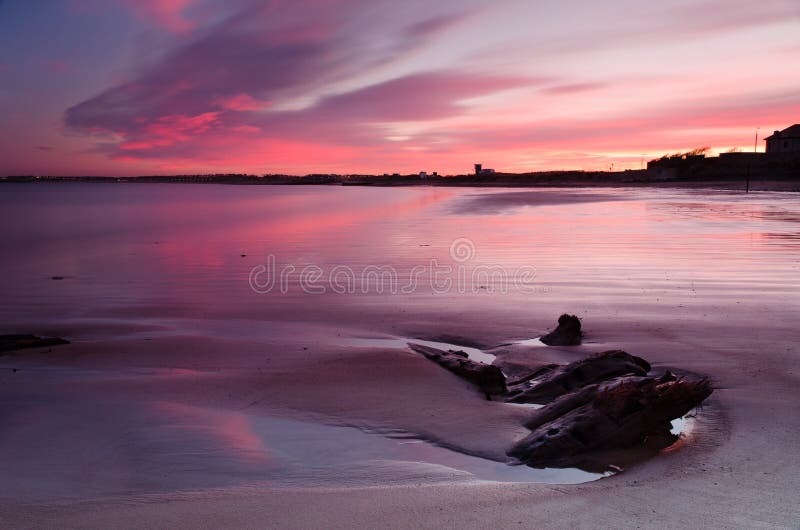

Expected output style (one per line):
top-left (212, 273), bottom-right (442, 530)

top-left (2, 172), bottom-right (799, 192)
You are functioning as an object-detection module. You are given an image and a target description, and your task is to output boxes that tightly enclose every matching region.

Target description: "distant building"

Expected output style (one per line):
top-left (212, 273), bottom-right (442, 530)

top-left (419, 172), bottom-right (428, 179)
top-left (765, 124), bottom-right (800, 154)
top-left (474, 163), bottom-right (496, 175)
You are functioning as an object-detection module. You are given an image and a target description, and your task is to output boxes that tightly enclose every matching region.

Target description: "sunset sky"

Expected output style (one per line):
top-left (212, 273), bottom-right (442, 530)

top-left (0, 0), bottom-right (798, 176)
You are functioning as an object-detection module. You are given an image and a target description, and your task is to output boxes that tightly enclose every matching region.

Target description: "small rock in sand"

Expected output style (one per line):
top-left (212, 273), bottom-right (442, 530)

top-left (540, 314), bottom-right (582, 346)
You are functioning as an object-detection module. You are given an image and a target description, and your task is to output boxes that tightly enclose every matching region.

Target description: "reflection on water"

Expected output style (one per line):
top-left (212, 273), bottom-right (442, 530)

top-left (0, 184), bottom-right (798, 329)
top-left (0, 388), bottom-right (602, 501)
top-left (248, 414), bottom-right (607, 486)
top-left (0, 184), bottom-right (798, 495)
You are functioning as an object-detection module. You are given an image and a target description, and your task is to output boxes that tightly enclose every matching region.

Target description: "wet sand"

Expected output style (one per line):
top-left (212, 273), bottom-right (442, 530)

top-left (1, 185), bottom-right (798, 527)
top-left (2, 304), bottom-right (798, 528)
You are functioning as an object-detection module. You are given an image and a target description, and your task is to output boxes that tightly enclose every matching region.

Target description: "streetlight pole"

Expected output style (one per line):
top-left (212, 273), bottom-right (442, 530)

top-left (746, 127), bottom-right (759, 194)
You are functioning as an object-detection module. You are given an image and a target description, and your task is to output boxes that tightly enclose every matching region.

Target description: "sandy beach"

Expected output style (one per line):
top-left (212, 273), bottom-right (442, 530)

top-left (1, 184), bottom-right (798, 528)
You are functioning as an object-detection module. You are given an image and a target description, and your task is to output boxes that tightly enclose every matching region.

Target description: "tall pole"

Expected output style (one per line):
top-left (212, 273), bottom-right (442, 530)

top-left (746, 127), bottom-right (758, 194)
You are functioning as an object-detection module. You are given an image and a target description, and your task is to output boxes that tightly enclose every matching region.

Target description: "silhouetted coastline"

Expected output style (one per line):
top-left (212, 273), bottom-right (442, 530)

top-left (4, 151), bottom-right (799, 190)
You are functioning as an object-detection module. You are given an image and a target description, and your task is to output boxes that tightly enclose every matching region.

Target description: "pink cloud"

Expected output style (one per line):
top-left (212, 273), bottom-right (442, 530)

top-left (306, 72), bottom-right (533, 123)
top-left (77, 69), bottom-right (536, 167)
top-left (540, 82), bottom-right (605, 95)
top-left (66, 3), bottom-right (472, 134)
top-left (54, 0), bottom-right (798, 176)
top-left (77, 76), bottom-right (800, 175)
top-left (64, 1), bottom-right (485, 169)
top-left (215, 94), bottom-right (272, 112)
top-left (507, 0), bottom-right (799, 61)
top-left (123, 0), bottom-right (196, 33)
top-left (119, 112), bottom-right (220, 151)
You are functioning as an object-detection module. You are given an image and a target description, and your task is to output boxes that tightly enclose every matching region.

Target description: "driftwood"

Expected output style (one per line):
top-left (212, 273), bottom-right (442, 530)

top-left (522, 372), bottom-right (677, 431)
top-left (508, 376), bottom-right (712, 468)
top-left (0, 334), bottom-right (69, 355)
top-left (411, 326), bottom-right (712, 470)
top-left (408, 343), bottom-right (506, 396)
top-left (506, 350), bottom-right (651, 404)
top-left (540, 314), bottom-right (582, 346)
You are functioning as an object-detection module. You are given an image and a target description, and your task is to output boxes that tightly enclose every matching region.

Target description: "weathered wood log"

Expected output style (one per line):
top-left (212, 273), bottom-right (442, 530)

top-left (506, 350), bottom-right (651, 404)
top-left (540, 314), bottom-right (582, 346)
top-left (522, 372), bottom-right (677, 431)
top-left (508, 376), bottom-right (712, 469)
top-left (522, 383), bottom-right (601, 431)
top-left (409, 343), bottom-right (507, 396)
top-left (0, 334), bottom-right (69, 354)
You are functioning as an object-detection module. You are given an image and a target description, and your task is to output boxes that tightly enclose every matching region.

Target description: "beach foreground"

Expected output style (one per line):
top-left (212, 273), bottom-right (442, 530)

top-left (0, 185), bottom-right (798, 528)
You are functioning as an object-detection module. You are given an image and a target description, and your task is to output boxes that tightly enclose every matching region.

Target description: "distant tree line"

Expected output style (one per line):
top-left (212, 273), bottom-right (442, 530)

top-left (652, 147), bottom-right (710, 163)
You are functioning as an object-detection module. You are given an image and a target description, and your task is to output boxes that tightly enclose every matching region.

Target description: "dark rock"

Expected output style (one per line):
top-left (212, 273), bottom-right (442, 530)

top-left (0, 334), bottom-right (70, 354)
top-left (508, 376), bottom-right (712, 469)
top-left (409, 343), bottom-right (506, 396)
top-left (51, 276), bottom-right (65, 280)
top-left (522, 383), bottom-right (602, 431)
top-left (540, 314), bottom-right (582, 346)
top-left (506, 350), bottom-right (650, 404)
top-left (506, 363), bottom-right (559, 386)
top-left (521, 372), bottom-right (678, 431)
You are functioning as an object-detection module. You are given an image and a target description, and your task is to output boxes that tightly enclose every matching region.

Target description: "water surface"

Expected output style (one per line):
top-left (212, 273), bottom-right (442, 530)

top-left (1, 183), bottom-right (798, 497)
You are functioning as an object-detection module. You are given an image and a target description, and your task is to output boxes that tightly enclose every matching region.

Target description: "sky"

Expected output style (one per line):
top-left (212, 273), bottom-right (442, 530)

top-left (0, 0), bottom-right (798, 176)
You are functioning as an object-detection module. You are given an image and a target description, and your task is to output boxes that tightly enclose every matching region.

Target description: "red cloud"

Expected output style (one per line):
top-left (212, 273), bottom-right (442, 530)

top-left (119, 112), bottom-right (220, 151)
